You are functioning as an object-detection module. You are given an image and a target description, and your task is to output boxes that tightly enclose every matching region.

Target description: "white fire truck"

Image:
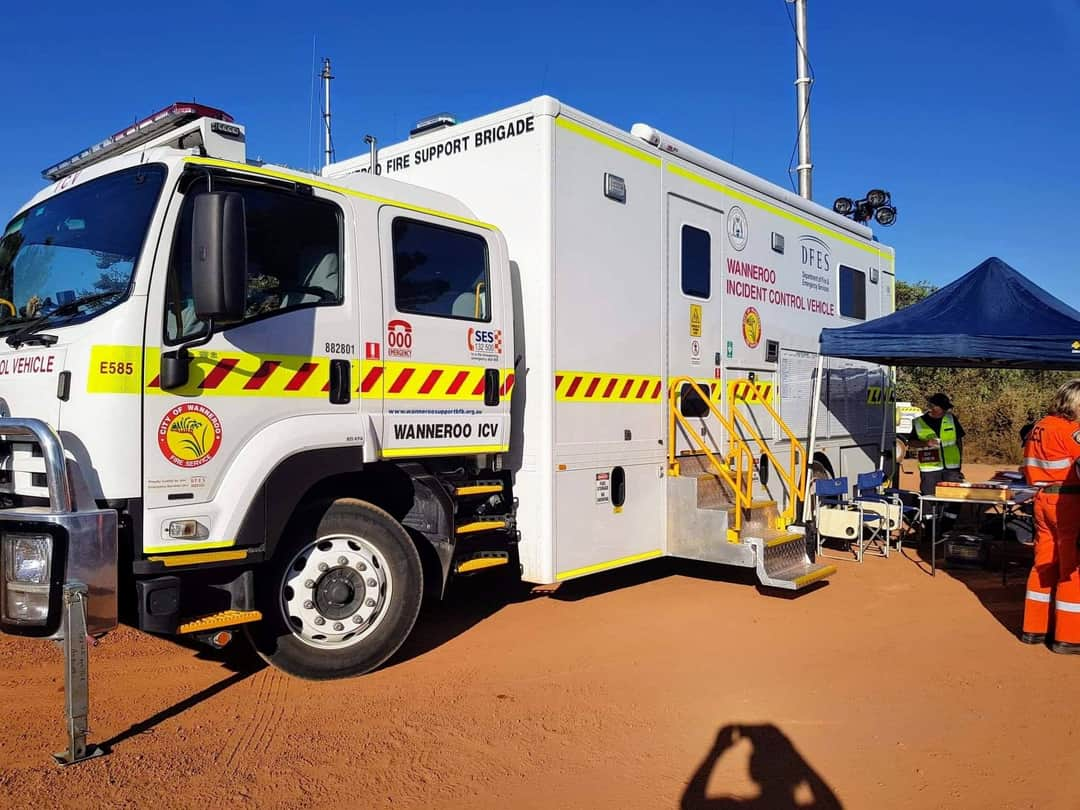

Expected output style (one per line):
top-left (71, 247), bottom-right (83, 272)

top-left (0, 99), bottom-right (894, 692)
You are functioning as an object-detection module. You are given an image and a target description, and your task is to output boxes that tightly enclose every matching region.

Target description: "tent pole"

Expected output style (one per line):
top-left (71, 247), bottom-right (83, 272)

top-left (878, 368), bottom-right (889, 472)
top-left (802, 354), bottom-right (825, 523)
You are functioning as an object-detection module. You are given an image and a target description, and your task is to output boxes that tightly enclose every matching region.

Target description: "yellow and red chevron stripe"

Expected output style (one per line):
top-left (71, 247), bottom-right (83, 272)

top-left (372, 361), bottom-right (515, 400)
top-left (89, 346), bottom-right (514, 401)
top-left (555, 371), bottom-right (663, 403)
top-left (727, 379), bottom-right (775, 405)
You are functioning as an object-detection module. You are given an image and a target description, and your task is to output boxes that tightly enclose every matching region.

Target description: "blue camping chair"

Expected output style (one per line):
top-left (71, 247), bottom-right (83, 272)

top-left (813, 476), bottom-right (886, 562)
top-left (854, 470), bottom-right (922, 551)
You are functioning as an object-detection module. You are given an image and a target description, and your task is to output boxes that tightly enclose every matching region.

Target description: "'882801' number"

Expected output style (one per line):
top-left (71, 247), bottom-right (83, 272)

top-left (325, 342), bottom-right (355, 356)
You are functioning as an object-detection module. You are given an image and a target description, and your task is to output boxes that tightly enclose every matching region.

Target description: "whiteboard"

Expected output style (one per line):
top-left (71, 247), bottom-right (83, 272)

top-left (779, 349), bottom-right (828, 439)
top-left (826, 359), bottom-right (869, 438)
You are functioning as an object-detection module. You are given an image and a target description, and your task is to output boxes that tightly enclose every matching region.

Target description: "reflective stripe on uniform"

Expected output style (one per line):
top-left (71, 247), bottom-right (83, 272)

top-left (1022, 457), bottom-right (1073, 470)
top-left (1055, 600), bottom-right (1080, 613)
top-left (1026, 590), bottom-right (1052, 603)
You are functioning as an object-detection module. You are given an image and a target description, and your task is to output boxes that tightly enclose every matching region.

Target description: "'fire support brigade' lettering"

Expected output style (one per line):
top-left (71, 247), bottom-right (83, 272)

top-left (360, 116), bottom-right (536, 175)
top-left (393, 423), bottom-right (500, 441)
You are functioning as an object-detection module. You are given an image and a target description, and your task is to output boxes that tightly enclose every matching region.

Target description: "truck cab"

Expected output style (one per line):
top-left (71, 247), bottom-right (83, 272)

top-left (0, 104), bottom-right (517, 679)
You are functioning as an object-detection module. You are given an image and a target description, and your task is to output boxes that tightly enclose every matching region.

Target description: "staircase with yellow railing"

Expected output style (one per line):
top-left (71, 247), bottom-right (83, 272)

top-left (666, 377), bottom-right (835, 591)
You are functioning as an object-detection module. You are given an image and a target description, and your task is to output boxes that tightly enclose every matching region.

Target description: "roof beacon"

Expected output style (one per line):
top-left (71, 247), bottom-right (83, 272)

top-left (42, 102), bottom-right (239, 182)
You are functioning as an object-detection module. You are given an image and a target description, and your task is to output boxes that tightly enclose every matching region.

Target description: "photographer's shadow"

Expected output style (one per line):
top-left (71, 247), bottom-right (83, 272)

top-left (681, 724), bottom-right (841, 809)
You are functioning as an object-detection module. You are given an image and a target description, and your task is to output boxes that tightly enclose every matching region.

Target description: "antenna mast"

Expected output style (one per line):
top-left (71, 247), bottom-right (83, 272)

top-left (790, 0), bottom-right (813, 200)
top-left (321, 57), bottom-right (334, 168)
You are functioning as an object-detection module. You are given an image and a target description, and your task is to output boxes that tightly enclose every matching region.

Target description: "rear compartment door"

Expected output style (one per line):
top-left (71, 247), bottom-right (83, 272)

top-left (666, 195), bottom-right (725, 459)
top-left (377, 209), bottom-right (511, 459)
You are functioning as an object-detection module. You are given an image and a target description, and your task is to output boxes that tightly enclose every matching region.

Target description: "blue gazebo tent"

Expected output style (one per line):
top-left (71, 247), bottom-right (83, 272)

top-left (818, 257), bottom-right (1080, 369)
top-left (802, 257), bottom-right (1080, 517)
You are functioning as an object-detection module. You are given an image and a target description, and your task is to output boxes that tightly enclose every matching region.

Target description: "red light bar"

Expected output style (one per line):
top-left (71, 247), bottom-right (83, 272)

top-left (42, 102), bottom-right (235, 181)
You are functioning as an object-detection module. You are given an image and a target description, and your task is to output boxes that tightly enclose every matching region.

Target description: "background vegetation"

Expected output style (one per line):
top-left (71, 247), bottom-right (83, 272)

top-left (894, 280), bottom-right (1074, 464)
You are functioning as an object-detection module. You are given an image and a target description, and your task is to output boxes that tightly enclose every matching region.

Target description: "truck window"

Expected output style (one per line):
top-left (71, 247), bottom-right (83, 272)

top-left (392, 218), bottom-right (490, 321)
top-left (681, 225), bottom-right (710, 299)
top-left (839, 265), bottom-right (866, 320)
top-left (164, 179), bottom-right (343, 343)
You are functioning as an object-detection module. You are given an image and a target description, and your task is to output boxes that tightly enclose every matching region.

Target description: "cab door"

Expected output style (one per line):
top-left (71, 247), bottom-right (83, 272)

top-left (667, 195), bottom-right (725, 458)
top-left (141, 170), bottom-right (358, 554)
top-left (377, 209), bottom-right (512, 458)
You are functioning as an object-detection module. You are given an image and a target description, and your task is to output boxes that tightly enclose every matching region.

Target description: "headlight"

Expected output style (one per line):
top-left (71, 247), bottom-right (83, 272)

top-left (3, 534), bottom-right (52, 584)
top-left (2, 533), bottom-right (53, 626)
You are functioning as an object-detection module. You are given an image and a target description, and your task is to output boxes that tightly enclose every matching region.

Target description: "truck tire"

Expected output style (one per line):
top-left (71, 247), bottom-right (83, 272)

top-left (247, 498), bottom-right (423, 680)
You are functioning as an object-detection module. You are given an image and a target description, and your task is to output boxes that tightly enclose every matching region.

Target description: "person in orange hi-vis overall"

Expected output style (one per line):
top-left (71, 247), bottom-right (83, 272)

top-left (1021, 380), bottom-right (1080, 653)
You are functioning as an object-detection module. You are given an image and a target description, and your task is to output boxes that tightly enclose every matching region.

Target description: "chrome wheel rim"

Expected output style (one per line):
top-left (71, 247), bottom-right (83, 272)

top-left (280, 534), bottom-right (393, 649)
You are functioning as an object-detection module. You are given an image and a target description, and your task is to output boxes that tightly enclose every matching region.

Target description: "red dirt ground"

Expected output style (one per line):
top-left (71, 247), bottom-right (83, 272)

top-left (1, 463), bottom-right (1074, 809)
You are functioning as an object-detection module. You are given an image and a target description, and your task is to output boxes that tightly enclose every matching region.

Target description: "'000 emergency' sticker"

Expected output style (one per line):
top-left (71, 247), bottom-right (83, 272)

top-left (158, 404), bottom-right (223, 468)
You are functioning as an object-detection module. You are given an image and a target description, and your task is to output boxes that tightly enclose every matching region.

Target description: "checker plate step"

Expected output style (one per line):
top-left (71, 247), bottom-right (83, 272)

top-left (178, 609), bottom-right (262, 634)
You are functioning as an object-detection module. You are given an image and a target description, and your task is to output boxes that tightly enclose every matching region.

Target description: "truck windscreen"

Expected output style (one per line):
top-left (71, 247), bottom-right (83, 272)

top-left (0, 164), bottom-right (167, 332)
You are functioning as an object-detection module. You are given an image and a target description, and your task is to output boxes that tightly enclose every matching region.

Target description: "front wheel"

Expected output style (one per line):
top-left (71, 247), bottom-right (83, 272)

top-left (247, 498), bottom-right (423, 680)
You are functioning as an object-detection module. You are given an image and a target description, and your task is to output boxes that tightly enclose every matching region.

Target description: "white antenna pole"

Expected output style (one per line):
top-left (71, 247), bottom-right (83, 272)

top-left (321, 57), bottom-right (334, 168)
top-left (791, 0), bottom-right (813, 200)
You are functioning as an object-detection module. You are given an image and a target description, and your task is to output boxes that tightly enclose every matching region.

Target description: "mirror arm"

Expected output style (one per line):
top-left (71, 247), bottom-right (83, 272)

top-left (160, 318), bottom-right (216, 390)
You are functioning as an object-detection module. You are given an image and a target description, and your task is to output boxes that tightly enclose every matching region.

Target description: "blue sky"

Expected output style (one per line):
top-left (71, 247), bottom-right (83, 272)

top-left (2, 1), bottom-right (1077, 303)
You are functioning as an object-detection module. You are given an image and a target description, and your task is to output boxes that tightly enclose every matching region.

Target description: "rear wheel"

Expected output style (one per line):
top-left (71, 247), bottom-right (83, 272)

top-left (247, 498), bottom-right (423, 680)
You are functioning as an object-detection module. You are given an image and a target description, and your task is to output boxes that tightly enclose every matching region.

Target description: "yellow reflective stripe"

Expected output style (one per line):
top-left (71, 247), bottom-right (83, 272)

top-left (381, 444), bottom-right (509, 458)
top-left (184, 157), bottom-right (495, 230)
top-left (148, 549), bottom-right (249, 567)
top-left (557, 549), bottom-right (663, 581)
top-left (727, 379), bottom-right (774, 405)
top-left (143, 538), bottom-right (236, 553)
top-left (670, 377), bottom-right (724, 402)
top-left (88, 346), bottom-right (513, 402)
top-left (555, 371), bottom-right (664, 403)
top-left (667, 163), bottom-right (885, 260)
top-left (555, 117), bottom-right (661, 167)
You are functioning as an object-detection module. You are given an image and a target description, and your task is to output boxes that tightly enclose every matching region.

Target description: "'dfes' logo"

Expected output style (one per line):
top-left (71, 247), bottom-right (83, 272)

top-left (158, 404), bottom-right (222, 468)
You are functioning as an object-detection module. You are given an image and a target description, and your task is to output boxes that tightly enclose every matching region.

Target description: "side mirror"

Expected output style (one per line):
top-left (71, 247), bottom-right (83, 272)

top-left (192, 192), bottom-right (247, 324)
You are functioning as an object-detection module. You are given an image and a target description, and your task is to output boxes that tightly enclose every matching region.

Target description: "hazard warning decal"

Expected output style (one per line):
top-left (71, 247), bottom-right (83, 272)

top-left (158, 404), bottom-right (223, 468)
top-left (742, 307), bottom-right (762, 349)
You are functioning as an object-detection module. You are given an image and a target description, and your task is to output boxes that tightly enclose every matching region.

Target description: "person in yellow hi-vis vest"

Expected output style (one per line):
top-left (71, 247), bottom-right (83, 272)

top-left (906, 393), bottom-right (966, 530)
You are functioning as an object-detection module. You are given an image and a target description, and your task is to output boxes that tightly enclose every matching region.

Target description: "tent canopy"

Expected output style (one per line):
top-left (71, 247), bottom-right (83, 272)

top-left (818, 257), bottom-right (1080, 369)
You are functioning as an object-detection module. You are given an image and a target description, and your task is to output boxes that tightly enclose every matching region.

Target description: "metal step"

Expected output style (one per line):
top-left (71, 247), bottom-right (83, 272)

top-left (450, 481), bottom-right (505, 497)
top-left (745, 532), bottom-right (836, 591)
top-left (456, 518), bottom-right (512, 535)
top-left (178, 609), bottom-right (262, 634)
top-left (454, 551), bottom-right (510, 574)
top-left (667, 475), bottom-right (755, 566)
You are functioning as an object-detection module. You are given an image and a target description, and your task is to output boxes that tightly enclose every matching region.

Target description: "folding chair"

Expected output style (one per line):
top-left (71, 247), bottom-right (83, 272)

top-left (851, 470), bottom-right (907, 558)
top-left (813, 476), bottom-right (886, 562)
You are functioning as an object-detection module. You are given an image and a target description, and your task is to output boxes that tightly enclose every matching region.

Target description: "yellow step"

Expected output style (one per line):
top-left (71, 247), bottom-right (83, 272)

top-left (765, 532), bottom-right (804, 548)
top-left (793, 565), bottom-right (837, 589)
top-left (453, 484), bottom-right (504, 497)
top-left (456, 519), bottom-right (510, 535)
top-left (747, 500), bottom-right (777, 511)
top-left (178, 609), bottom-right (262, 634)
top-left (455, 552), bottom-right (510, 574)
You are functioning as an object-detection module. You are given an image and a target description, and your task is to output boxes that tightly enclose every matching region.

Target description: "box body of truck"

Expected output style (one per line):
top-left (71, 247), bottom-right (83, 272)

top-left (327, 96), bottom-right (895, 586)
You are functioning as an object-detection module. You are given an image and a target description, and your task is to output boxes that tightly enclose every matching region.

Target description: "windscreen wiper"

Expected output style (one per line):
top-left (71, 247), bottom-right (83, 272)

top-left (5, 290), bottom-right (124, 349)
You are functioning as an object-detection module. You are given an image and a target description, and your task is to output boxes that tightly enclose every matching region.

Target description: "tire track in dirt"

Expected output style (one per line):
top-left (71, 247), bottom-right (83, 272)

top-left (217, 667), bottom-right (294, 777)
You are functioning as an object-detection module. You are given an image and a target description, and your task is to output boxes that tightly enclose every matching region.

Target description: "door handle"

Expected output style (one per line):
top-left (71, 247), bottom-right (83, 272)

top-left (483, 368), bottom-right (500, 407)
top-left (329, 359), bottom-right (351, 404)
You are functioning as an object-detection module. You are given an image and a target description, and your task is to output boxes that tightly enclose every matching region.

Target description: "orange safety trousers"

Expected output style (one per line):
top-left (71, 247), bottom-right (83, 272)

top-left (1023, 492), bottom-right (1080, 642)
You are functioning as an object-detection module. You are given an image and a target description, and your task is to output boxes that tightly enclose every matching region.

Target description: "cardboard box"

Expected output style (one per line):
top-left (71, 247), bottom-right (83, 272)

top-left (935, 481), bottom-right (1011, 502)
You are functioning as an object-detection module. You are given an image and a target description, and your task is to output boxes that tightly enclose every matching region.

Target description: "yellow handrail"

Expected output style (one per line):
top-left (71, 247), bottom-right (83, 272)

top-left (668, 377), bottom-right (755, 532)
top-left (726, 381), bottom-right (807, 526)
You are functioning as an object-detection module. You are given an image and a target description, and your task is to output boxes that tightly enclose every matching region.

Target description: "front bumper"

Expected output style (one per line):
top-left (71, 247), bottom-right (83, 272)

top-left (0, 419), bottom-right (117, 638)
